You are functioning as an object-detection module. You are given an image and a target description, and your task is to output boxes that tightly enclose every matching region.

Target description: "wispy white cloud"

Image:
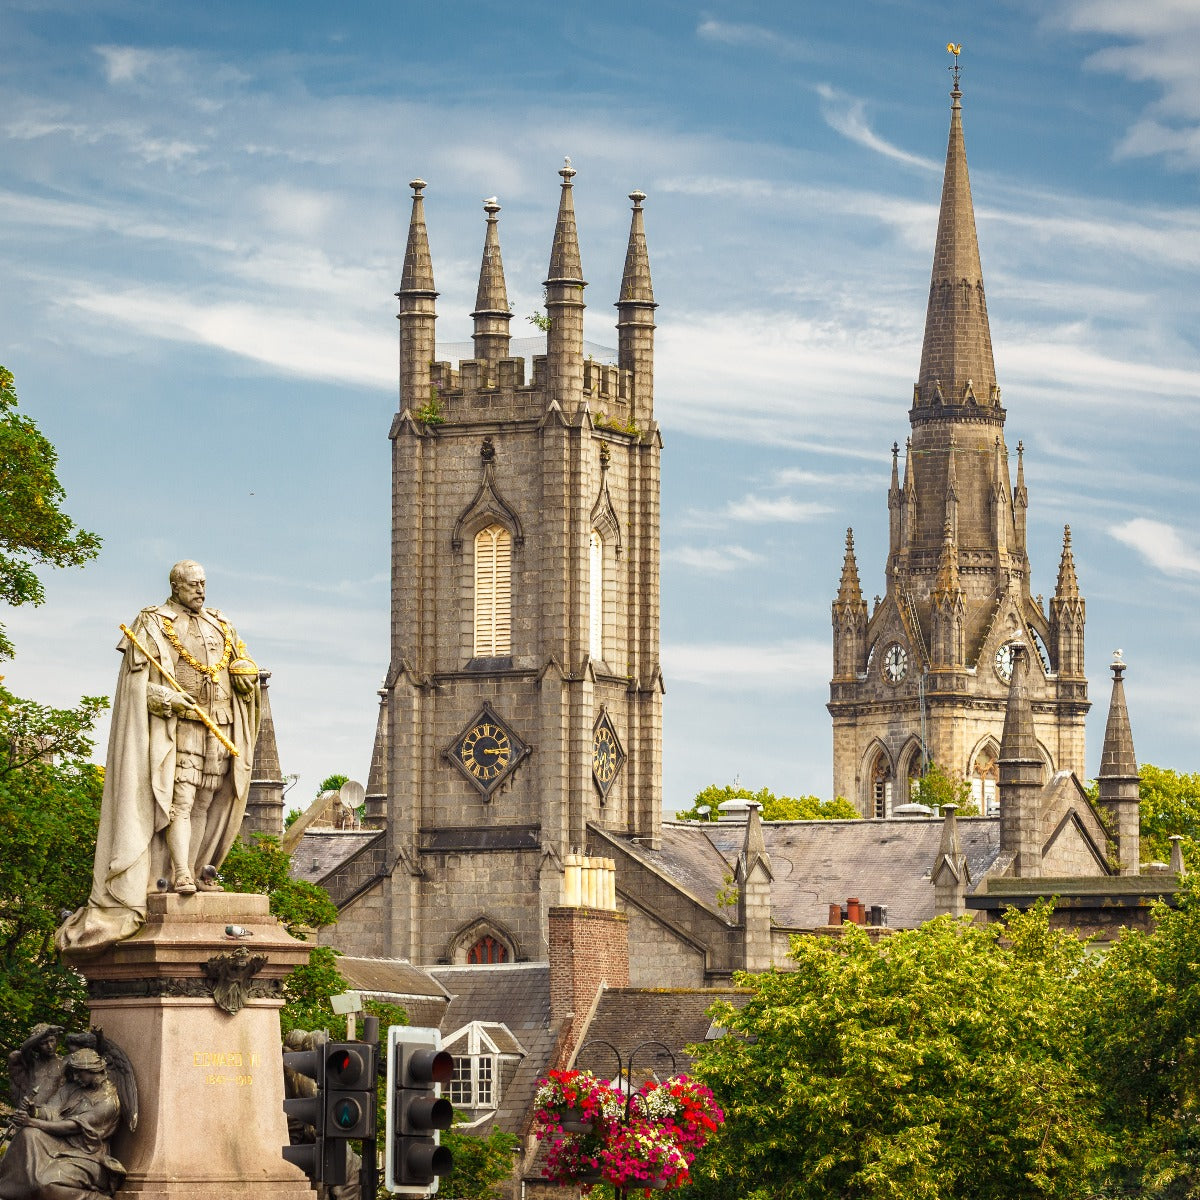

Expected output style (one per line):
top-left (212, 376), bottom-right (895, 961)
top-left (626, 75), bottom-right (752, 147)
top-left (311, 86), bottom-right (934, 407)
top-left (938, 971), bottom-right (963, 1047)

top-left (724, 495), bottom-right (833, 523)
top-left (665, 545), bottom-right (762, 573)
top-left (695, 19), bottom-right (816, 61)
top-left (815, 84), bottom-right (940, 172)
top-left (1110, 518), bottom-right (1200, 576)
top-left (663, 639), bottom-right (828, 688)
top-left (95, 45), bottom-right (166, 85)
top-left (66, 287), bottom-right (393, 389)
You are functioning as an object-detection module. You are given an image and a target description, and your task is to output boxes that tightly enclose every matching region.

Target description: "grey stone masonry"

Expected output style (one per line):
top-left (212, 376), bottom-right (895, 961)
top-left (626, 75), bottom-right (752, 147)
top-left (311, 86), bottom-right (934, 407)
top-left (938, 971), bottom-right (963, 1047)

top-left (830, 72), bottom-right (1088, 815)
top-left (1097, 652), bottom-right (1140, 875)
top-left (379, 170), bottom-right (662, 966)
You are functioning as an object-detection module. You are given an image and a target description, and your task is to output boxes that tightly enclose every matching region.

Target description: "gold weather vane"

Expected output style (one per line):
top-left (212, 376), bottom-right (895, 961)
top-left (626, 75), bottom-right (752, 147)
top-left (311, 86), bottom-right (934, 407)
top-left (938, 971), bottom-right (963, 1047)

top-left (947, 42), bottom-right (962, 89)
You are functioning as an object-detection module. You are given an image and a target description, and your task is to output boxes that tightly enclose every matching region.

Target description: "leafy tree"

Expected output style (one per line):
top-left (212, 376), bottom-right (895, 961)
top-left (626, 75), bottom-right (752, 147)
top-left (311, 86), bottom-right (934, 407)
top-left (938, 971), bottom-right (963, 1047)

top-left (676, 784), bottom-right (858, 822)
top-left (1137, 763), bottom-right (1200, 866)
top-left (689, 907), bottom-right (1110, 1200)
top-left (911, 761), bottom-right (979, 817)
top-left (318, 772), bottom-right (350, 796)
top-left (440, 1121), bottom-right (520, 1199)
top-left (1085, 875), bottom-right (1200, 1199)
top-left (0, 366), bottom-right (101, 659)
top-left (0, 683), bottom-right (108, 1056)
top-left (220, 833), bottom-right (339, 937)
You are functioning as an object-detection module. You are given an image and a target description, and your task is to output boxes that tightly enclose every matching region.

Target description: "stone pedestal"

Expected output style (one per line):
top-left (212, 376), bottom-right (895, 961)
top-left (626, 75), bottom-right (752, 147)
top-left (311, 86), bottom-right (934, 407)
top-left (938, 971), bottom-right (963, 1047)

top-left (66, 892), bottom-right (315, 1200)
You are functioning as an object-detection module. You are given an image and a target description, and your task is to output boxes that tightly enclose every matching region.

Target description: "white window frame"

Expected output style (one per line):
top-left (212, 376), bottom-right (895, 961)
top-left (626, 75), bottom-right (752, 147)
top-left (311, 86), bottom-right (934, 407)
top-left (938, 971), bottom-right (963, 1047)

top-left (474, 524), bottom-right (512, 657)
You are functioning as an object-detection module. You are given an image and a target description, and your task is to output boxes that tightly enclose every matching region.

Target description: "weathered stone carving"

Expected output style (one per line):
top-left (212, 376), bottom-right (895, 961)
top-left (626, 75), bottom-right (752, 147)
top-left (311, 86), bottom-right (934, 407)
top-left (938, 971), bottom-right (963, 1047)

top-left (57, 561), bottom-right (261, 953)
top-left (0, 1027), bottom-right (137, 1200)
top-left (204, 945), bottom-right (269, 1015)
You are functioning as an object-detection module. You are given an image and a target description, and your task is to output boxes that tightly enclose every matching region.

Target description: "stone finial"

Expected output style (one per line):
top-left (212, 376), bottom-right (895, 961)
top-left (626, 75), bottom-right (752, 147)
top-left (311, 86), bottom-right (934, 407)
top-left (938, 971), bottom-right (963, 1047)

top-left (547, 159), bottom-right (583, 284)
top-left (481, 436), bottom-right (496, 462)
top-left (399, 179), bottom-right (436, 296)
top-left (999, 643), bottom-right (1038, 764)
top-left (835, 528), bottom-right (865, 606)
top-left (1098, 650), bottom-right (1137, 779)
top-left (1055, 524), bottom-right (1080, 599)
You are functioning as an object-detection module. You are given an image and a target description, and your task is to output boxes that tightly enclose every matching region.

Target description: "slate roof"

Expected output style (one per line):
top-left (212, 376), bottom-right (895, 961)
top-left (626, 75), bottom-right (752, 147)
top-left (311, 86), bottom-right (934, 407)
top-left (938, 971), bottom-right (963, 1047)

top-left (291, 829), bottom-right (381, 886)
top-left (430, 964), bottom-right (561, 1136)
top-left (335, 956), bottom-right (452, 1029)
top-left (573, 988), bottom-right (752, 1082)
top-left (613, 817), bottom-right (1004, 930)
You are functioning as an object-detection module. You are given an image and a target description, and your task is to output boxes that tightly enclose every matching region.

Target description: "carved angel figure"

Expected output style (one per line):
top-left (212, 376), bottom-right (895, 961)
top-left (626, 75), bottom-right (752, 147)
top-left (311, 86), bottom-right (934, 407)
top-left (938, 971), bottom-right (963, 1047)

top-left (0, 1028), bottom-right (137, 1200)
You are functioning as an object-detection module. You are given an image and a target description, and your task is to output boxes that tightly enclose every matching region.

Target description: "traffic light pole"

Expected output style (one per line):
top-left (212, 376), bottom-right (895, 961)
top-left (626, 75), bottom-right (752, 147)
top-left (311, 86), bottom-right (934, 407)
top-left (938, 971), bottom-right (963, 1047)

top-left (361, 1015), bottom-right (379, 1200)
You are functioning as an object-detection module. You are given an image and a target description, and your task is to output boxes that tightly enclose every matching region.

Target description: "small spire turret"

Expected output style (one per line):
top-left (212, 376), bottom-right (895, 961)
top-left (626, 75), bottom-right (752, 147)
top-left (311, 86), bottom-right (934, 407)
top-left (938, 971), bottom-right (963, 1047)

top-left (397, 179), bottom-right (439, 415)
top-left (1097, 651), bottom-right (1139, 874)
top-left (616, 189), bottom-right (657, 421)
top-left (999, 643), bottom-right (1044, 876)
top-left (833, 529), bottom-right (869, 682)
top-left (544, 158), bottom-right (586, 405)
top-left (471, 197), bottom-right (512, 367)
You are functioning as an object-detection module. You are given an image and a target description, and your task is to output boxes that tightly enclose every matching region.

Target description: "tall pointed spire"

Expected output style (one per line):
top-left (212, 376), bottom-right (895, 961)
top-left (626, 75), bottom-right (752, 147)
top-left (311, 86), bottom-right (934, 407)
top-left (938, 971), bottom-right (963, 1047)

top-left (396, 179), bottom-right (438, 414)
top-left (999, 643), bottom-right (1044, 876)
top-left (544, 158), bottom-right (586, 405)
top-left (916, 65), bottom-right (997, 408)
top-left (616, 190), bottom-right (657, 420)
top-left (471, 197), bottom-right (511, 367)
top-left (1055, 525), bottom-right (1080, 599)
top-left (244, 669), bottom-right (285, 838)
top-left (364, 686), bottom-right (390, 828)
top-left (1097, 651), bottom-right (1140, 874)
top-left (836, 528), bottom-right (865, 606)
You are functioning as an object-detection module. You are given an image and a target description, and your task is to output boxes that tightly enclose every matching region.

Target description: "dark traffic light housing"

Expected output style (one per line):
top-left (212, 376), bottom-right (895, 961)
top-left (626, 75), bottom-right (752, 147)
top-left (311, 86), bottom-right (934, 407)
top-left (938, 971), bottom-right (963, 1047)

top-left (386, 1026), bottom-right (456, 1196)
top-left (283, 1039), bottom-right (378, 1187)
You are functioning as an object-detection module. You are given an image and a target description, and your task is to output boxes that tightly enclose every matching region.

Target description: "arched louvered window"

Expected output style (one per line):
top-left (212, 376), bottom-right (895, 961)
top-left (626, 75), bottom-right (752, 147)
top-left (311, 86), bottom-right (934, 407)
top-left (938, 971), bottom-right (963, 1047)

top-left (466, 935), bottom-right (509, 965)
top-left (474, 524), bottom-right (512, 657)
top-left (589, 530), bottom-right (604, 661)
top-left (871, 753), bottom-right (893, 819)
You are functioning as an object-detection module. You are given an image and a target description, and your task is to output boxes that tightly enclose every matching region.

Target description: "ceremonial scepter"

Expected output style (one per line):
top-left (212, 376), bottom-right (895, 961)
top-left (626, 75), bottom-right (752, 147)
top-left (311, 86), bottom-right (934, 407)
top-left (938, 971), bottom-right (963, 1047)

top-left (119, 623), bottom-right (239, 756)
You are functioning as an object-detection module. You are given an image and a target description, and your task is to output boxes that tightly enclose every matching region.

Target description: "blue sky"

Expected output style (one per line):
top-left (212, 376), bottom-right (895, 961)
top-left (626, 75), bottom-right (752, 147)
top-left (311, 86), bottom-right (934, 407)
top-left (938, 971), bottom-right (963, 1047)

top-left (3, 0), bottom-right (1200, 813)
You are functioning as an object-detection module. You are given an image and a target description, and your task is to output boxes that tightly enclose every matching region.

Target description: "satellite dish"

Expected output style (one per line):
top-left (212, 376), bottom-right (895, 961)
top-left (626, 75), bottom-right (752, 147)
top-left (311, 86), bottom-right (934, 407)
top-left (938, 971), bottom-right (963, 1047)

top-left (339, 780), bottom-right (366, 808)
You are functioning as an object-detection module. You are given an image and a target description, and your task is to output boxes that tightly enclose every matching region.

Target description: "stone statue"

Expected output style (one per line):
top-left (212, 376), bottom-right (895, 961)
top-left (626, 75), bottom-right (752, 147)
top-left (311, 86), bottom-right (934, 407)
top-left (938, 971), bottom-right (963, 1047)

top-left (7, 1027), bottom-right (65, 1115)
top-left (56, 561), bottom-right (260, 953)
top-left (0, 1034), bottom-right (136, 1200)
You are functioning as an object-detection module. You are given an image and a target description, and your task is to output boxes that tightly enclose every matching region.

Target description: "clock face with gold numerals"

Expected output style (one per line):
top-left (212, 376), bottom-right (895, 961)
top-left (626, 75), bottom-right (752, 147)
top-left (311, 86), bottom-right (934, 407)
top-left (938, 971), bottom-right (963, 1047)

top-left (447, 704), bottom-right (529, 797)
top-left (591, 711), bottom-right (625, 798)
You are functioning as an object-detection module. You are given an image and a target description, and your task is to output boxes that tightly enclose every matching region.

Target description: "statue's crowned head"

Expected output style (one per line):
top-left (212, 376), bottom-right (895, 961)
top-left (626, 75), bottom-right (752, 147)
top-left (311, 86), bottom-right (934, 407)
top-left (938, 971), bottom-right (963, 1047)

top-left (169, 560), bottom-right (206, 614)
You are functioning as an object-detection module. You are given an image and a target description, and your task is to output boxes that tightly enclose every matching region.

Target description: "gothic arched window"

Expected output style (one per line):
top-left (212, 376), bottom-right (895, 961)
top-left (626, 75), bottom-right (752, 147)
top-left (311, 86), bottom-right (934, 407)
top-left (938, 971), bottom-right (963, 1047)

top-left (466, 935), bottom-right (509, 965)
top-left (589, 530), bottom-right (604, 661)
top-left (971, 746), bottom-right (999, 816)
top-left (474, 524), bottom-right (512, 657)
top-left (871, 752), bottom-right (894, 819)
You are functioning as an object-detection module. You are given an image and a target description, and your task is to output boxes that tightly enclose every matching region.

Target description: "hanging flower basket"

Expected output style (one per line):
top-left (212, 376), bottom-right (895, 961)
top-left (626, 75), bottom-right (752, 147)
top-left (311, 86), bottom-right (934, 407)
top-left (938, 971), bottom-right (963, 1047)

top-left (597, 1118), bottom-right (691, 1191)
top-left (533, 1069), bottom-right (624, 1137)
top-left (634, 1075), bottom-right (723, 1151)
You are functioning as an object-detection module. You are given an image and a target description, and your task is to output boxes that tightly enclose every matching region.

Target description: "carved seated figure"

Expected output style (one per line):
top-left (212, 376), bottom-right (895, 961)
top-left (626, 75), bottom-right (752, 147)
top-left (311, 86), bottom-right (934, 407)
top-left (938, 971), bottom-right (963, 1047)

top-left (0, 1049), bottom-right (125, 1200)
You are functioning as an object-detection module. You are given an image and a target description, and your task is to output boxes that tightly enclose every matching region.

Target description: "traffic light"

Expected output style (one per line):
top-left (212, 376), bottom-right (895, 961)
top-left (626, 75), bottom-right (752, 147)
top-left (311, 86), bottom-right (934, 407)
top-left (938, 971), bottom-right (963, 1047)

top-left (325, 1041), bottom-right (378, 1142)
top-left (282, 1044), bottom-right (344, 1185)
top-left (283, 1040), bottom-right (377, 1187)
top-left (386, 1026), bottom-right (455, 1196)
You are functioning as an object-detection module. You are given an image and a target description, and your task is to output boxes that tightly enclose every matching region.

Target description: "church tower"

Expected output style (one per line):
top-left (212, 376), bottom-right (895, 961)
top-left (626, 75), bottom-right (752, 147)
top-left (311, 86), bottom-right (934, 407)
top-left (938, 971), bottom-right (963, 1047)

top-left (828, 65), bottom-right (1089, 816)
top-left (378, 168), bottom-right (663, 966)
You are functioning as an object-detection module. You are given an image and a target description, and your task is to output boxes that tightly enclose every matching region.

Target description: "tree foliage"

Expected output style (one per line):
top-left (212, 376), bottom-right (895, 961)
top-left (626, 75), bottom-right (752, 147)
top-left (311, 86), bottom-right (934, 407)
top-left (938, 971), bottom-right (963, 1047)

top-left (1137, 763), bottom-right (1200, 867)
top-left (219, 833), bottom-right (339, 937)
top-left (440, 1121), bottom-right (520, 1199)
top-left (676, 784), bottom-right (859, 822)
top-left (317, 772), bottom-right (349, 796)
top-left (0, 366), bottom-right (101, 660)
top-left (0, 683), bottom-right (108, 1056)
top-left (689, 907), bottom-right (1110, 1200)
top-left (1085, 875), bottom-right (1200, 1199)
top-left (910, 761), bottom-right (978, 817)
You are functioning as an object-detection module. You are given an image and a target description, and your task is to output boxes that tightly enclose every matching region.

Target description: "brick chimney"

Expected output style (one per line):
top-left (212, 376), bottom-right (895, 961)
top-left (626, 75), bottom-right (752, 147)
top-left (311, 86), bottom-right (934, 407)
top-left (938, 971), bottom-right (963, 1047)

top-left (549, 856), bottom-right (629, 1058)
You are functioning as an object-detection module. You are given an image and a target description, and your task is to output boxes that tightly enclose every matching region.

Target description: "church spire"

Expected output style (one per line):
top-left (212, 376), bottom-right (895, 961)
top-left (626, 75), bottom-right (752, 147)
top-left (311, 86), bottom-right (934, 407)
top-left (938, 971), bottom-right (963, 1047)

top-left (999, 643), bottom-right (1044, 876)
top-left (915, 64), bottom-right (998, 410)
top-left (397, 179), bottom-right (438, 414)
top-left (833, 528), bottom-right (868, 682)
top-left (471, 197), bottom-right (511, 367)
top-left (1055, 524), bottom-right (1080, 599)
top-left (1097, 651), bottom-right (1140, 874)
top-left (616, 189), bottom-right (657, 421)
top-left (544, 158), bottom-right (586, 405)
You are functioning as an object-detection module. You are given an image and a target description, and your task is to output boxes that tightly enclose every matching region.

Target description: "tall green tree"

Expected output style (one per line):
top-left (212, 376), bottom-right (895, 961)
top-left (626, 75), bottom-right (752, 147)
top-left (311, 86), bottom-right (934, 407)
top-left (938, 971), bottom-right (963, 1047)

top-left (689, 907), bottom-right (1110, 1200)
top-left (677, 784), bottom-right (859, 822)
top-left (0, 365), bottom-right (100, 659)
top-left (1085, 875), bottom-right (1200, 1199)
top-left (0, 683), bottom-right (108, 1054)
